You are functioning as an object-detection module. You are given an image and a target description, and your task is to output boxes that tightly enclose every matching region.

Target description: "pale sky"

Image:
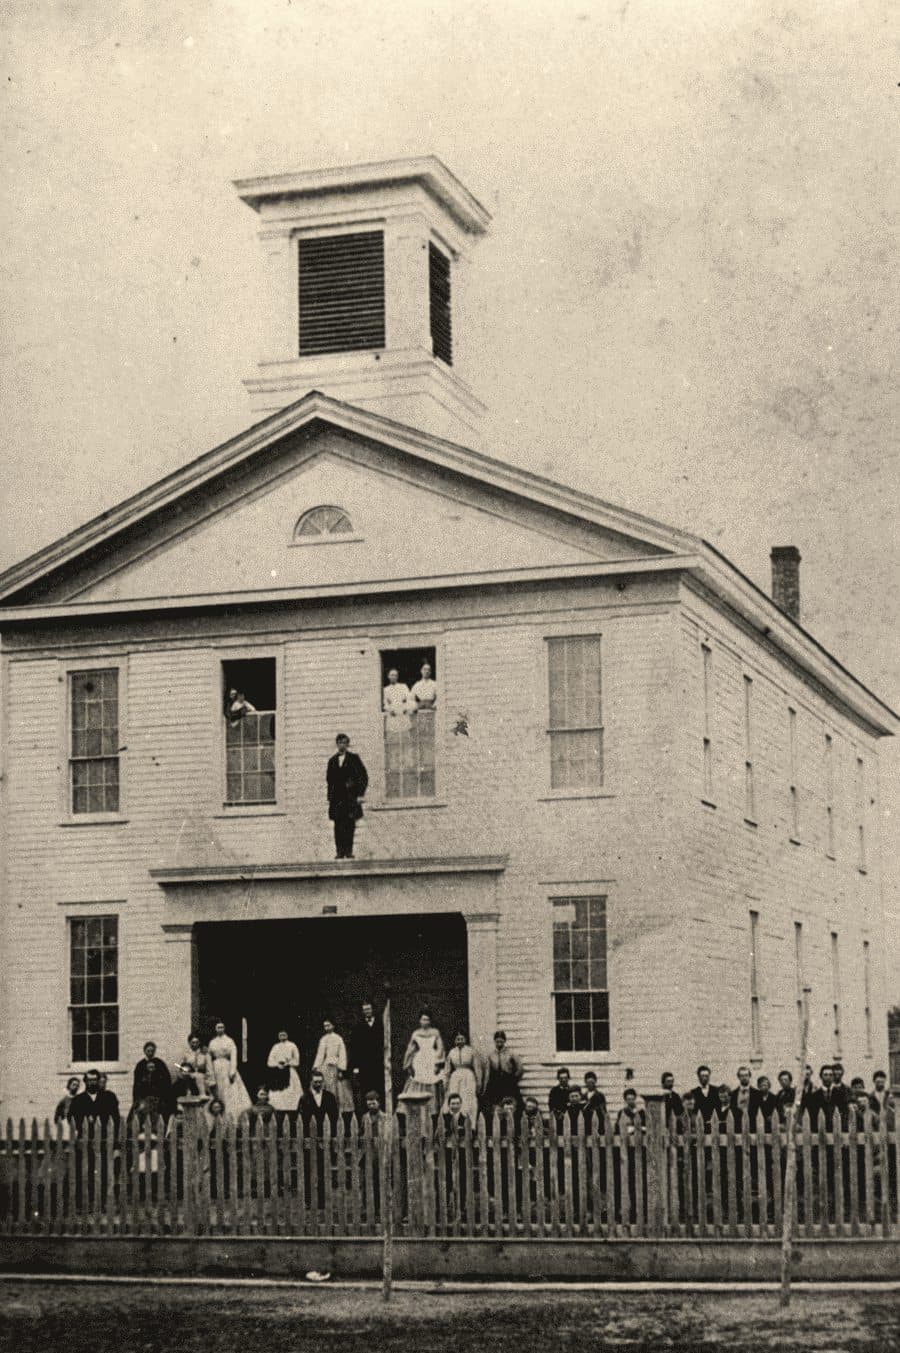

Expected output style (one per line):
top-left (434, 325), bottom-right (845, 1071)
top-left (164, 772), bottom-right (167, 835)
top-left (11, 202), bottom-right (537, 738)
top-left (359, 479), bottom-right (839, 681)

top-left (1, 1), bottom-right (897, 970)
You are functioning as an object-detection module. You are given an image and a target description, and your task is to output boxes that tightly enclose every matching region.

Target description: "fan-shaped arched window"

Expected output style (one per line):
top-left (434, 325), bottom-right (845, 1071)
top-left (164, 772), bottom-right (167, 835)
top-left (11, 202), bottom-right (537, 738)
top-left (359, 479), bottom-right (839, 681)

top-left (293, 505), bottom-right (353, 541)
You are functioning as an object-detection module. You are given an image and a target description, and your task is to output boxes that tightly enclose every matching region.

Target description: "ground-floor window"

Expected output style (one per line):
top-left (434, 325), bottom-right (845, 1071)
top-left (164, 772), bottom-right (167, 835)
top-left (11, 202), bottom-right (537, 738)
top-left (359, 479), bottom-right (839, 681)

top-left (70, 915), bottom-right (119, 1062)
top-left (551, 895), bottom-right (610, 1052)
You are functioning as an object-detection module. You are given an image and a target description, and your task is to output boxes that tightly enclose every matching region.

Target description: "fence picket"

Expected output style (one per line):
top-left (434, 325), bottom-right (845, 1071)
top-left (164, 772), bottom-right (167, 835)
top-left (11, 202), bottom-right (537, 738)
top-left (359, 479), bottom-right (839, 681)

top-left (463, 1118), bottom-right (476, 1238)
top-left (800, 1112), bottom-right (814, 1237)
top-left (817, 1118), bottom-right (830, 1236)
top-left (741, 1114), bottom-right (753, 1237)
top-left (862, 1110), bottom-right (876, 1232)
top-left (755, 1114), bottom-right (769, 1237)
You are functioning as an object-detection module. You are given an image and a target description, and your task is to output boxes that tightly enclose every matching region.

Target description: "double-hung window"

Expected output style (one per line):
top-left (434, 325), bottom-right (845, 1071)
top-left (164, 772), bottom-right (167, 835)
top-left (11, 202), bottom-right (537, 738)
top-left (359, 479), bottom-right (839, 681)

top-left (69, 668), bottom-right (120, 814)
top-left (551, 895), bottom-right (610, 1052)
top-left (546, 635), bottom-right (603, 790)
top-left (379, 646), bottom-right (437, 800)
top-left (223, 658), bottom-right (277, 806)
top-left (69, 916), bottom-right (119, 1063)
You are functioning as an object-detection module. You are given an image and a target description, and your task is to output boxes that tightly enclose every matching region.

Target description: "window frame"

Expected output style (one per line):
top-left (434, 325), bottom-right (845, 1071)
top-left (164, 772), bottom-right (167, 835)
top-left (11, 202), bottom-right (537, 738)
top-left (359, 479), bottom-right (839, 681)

top-left (58, 902), bottom-right (127, 1074)
top-left (367, 636), bottom-right (446, 810)
top-left (216, 648), bottom-right (285, 817)
top-left (539, 628), bottom-right (609, 801)
top-left (542, 885), bottom-right (619, 1066)
top-left (291, 504), bottom-right (363, 547)
top-left (59, 657), bottom-right (128, 825)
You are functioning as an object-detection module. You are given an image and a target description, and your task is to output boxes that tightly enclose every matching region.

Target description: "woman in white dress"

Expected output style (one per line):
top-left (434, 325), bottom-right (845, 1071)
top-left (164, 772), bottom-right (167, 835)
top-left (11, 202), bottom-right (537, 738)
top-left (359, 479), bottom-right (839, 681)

top-left (403, 1009), bottom-right (446, 1113)
top-left (208, 1019), bottom-right (251, 1118)
top-left (312, 1019), bottom-right (355, 1115)
top-left (445, 1030), bottom-right (482, 1122)
top-left (266, 1029), bottom-right (303, 1112)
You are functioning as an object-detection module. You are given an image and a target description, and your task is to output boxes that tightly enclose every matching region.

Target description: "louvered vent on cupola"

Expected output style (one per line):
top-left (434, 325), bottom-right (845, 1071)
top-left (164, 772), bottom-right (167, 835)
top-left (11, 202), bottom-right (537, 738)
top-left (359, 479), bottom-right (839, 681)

top-left (429, 242), bottom-right (452, 366)
top-left (298, 230), bottom-right (386, 356)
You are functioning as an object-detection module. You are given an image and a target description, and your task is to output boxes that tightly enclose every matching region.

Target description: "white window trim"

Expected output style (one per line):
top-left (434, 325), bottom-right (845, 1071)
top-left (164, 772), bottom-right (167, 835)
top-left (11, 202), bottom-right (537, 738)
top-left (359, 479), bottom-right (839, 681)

top-left (541, 885), bottom-right (618, 1065)
top-left (216, 646), bottom-right (286, 815)
top-left (538, 626), bottom-right (610, 802)
top-left (58, 656), bottom-right (129, 825)
top-left (368, 634), bottom-right (445, 809)
top-left (57, 901), bottom-right (127, 1075)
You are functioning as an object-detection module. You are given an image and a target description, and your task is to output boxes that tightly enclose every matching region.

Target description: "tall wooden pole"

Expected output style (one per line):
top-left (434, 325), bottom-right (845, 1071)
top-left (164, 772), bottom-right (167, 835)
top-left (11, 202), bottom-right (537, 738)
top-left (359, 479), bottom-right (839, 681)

top-left (381, 989), bottom-right (394, 1303)
top-left (780, 985), bottom-right (811, 1308)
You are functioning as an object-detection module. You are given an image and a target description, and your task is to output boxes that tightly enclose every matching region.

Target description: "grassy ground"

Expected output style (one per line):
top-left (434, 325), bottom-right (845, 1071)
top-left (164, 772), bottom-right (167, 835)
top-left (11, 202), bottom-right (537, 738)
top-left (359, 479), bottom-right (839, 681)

top-left (0, 1281), bottom-right (898, 1352)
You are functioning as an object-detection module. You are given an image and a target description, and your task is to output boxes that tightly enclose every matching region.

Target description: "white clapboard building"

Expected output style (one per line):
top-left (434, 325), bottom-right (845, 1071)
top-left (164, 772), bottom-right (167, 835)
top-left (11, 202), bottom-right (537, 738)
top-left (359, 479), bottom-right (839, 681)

top-left (0, 158), bottom-right (895, 1118)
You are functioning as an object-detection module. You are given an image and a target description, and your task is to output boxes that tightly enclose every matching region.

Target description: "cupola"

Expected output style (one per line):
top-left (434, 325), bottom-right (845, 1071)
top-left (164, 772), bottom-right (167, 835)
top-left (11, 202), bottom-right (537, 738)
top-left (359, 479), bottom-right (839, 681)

top-left (234, 156), bottom-right (491, 444)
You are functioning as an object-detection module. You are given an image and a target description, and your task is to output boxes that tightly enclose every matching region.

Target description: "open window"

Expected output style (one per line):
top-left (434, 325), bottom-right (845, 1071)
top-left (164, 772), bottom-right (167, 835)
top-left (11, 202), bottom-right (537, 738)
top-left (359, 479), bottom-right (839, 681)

top-left (379, 647), bottom-right (437, 799)
top-left (222, 657), bottom-right (277, 806)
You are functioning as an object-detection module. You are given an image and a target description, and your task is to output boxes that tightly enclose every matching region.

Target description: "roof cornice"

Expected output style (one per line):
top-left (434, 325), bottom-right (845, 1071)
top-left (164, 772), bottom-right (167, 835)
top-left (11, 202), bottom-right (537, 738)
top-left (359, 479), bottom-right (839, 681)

top-left (233, 155), bottom-right (492, 236)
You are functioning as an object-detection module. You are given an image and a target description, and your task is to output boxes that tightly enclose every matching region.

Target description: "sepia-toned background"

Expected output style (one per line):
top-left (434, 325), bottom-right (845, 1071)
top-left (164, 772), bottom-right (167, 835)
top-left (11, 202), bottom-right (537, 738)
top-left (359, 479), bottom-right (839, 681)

top-left (1, 0), bottom-right (897, 989)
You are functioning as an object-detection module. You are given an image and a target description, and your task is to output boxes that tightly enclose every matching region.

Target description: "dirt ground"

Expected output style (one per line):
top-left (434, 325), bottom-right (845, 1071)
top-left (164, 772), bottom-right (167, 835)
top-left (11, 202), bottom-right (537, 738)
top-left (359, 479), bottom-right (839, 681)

top-left (0, 1281), bottom-right (898, 1353)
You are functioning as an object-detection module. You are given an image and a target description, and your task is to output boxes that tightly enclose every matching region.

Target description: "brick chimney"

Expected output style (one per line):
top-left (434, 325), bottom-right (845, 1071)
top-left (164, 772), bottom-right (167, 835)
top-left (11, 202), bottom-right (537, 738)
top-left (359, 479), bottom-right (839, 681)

top-left (234, 156), bottom-right (490, 445)
top-left (770, 546), bottom-right (801, 621)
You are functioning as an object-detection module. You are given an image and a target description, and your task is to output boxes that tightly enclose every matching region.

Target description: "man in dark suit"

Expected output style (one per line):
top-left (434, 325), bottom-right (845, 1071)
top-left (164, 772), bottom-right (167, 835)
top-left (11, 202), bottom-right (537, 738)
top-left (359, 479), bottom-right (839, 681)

top-left (730, 1065), bottom-right (762, 1127)
top-left (812, 1063), bottom-right (838, 1129)
top-left (442, 1092), bottom-right (468, 1134)
top-left (349, 1000), bottom-right (384, 1106)
top-left (326, 733), bottom-right (368, 859)
top-left (830, 1063), bottom-right (851, 1126)
top-left (300, 1069), bottom-right (339, 1133)
top-left (755, 1075), bottom-right (779, 1125)
top-left (548, 1067), bottom-right (572, 1122)
top-left (69, 1068), bottom-right (120, 1131)
top-left (131, 1042), bottom-right (174, 1121)
top-left (582, 1071), bottom-right (608, 1131)
top-left (690, 1065), bottom-right (717, 1126)
top-left (660, 1071), bottom-right (684, 1126)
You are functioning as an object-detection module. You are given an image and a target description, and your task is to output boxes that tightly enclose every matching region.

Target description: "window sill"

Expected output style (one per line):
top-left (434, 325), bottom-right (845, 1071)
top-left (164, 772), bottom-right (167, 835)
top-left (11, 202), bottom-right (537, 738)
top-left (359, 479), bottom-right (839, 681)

top-left (289, 535), bottom-right (364, 548)
top-left (538, 790), bottom-right (616, 803)
top-left (789, 836), bottom-right (802, 846)
top-left (59, 1064), bottom-right (127, 1075)
top-left (825, 852), bottom-right (836, 862)
top-left (744, 818), bottom-right (758, 829)
top-left (858, 867), bottom-right (868, 876)
top-left (59, 816), bottom-right (130, 828)
top-left (542, 1053), bottom-right (622, 1066)
top-left (368, 799), bottom-right (447, 812)
top-left (700, 799), bottom-right (717, 810)
top-left (215, 808), bottom-right (286, 819)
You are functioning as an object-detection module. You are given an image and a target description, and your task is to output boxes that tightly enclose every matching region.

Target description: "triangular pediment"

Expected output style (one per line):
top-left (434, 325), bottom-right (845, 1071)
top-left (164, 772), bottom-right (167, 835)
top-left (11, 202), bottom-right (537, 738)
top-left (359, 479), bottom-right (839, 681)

top-left (0, 394), bottom-right (690, 608)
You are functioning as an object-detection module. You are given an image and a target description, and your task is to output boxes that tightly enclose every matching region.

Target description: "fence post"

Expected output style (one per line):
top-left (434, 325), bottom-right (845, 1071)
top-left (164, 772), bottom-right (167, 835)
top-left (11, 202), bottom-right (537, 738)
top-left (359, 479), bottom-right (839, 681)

top-left (179, 1098), bottom-right (208, 1237)
top-left (644, 1100), bottom-right (666, 1237)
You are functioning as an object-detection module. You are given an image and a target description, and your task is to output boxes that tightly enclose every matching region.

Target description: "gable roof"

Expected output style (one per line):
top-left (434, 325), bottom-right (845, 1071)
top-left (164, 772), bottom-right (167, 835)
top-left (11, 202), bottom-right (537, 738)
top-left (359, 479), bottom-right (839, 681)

top-left (0, 389), bottom-right (693, 603)
top-left (0, 390), bottom-right (895, 736)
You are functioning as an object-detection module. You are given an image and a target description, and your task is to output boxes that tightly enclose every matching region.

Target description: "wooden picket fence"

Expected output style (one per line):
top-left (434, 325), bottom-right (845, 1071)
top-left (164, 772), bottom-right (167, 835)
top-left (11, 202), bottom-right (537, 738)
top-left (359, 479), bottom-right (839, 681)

top-left (1, 1105), bottom-right (897, 1240)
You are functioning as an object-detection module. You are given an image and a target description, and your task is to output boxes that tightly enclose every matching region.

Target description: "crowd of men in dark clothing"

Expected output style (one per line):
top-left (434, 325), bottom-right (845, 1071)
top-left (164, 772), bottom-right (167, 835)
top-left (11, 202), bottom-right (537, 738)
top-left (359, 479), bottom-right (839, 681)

top-left (541, 1062), bottom-right (896, 1134)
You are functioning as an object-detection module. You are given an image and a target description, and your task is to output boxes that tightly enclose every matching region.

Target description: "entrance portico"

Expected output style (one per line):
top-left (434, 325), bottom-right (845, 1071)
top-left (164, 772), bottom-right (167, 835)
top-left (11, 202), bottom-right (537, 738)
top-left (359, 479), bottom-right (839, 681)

top-left (151, 855), bottom-right (505, 1076)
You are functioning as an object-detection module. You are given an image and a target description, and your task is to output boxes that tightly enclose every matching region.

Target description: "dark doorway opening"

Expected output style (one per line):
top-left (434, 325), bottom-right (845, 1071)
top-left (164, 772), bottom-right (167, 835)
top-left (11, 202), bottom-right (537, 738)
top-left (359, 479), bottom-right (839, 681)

top-left (195, 912), bottom-right (468, 1099)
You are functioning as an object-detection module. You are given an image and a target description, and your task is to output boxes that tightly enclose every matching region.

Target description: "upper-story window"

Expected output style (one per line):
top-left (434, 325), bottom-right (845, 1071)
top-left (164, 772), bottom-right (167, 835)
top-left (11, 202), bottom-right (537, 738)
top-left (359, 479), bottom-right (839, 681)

top-left (380, 647), bottom-right (437, 799)
top-left (546, 635), bottom-right (603, 790)
top-left (69, 669), bottom-right (120, 814)
top-left (293, 504), bottom-right (354, 541)
top-left (298, 230), bottom-right (385, 356)
top-left (223, 658), bottom-right (277, 806)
